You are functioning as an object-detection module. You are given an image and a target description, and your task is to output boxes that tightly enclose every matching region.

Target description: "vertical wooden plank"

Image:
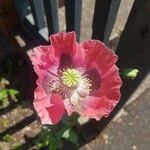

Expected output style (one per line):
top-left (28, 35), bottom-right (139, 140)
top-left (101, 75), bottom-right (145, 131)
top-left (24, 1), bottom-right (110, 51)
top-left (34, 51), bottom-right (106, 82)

top-left (29, 0), bottom-right (45, 30)
top-left (65, 0), bottom-right (82, 41)
top-left (92, 0), bottom-right (112, 41)
top-left (104, 0), bottom-right (121, 44)
top-left (43, 0), bottom-right (59, 36)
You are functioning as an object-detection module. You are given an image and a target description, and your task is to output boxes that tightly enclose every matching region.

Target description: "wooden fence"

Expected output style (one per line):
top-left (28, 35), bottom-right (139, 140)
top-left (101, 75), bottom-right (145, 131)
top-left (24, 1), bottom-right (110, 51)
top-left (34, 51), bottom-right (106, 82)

top-left (13, 0), bottom-right (122, 43)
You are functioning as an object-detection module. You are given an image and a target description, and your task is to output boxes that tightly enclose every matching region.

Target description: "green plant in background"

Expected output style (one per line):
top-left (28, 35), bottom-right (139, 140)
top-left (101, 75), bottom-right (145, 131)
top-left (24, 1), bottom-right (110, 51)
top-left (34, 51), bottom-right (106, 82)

top-left (1, 133), bottom-right (21, 150)
top-left (0, 78), bottom-right (19, 105)
top-left (0, 116), bottom-right (8, 128)
top-left (2, 134), bottom-right (13, 143)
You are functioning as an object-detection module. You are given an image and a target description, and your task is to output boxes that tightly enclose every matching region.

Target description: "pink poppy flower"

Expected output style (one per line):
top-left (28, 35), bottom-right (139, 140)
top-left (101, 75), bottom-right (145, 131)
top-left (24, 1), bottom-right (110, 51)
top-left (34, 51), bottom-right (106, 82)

top-left (31, 32), bottom-right (122, 125)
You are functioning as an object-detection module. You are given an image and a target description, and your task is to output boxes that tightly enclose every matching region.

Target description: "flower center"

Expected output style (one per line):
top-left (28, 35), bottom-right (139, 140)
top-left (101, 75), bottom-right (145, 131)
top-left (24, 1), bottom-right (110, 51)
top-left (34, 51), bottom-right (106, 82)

top-left (47, 68), bottom-right (91, 106)
top-left (62, 68), bottom-right (81, 87)
top-left (60, 68), bottom-right (92, 105)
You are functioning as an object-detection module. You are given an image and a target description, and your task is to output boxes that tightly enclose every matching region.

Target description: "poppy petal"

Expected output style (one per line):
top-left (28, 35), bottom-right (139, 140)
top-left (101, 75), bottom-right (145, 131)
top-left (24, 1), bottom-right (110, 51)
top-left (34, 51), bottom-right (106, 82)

top-left (50, 32), bottom-right (76, 57)
top-left (81, 40), bottom-right (118, 75)
top-left (78, 96), bottom-right (118, 120)
top-left (31, 45), bottom-right (59, 77)
top-left (34, 93), bottom-right (65, 125)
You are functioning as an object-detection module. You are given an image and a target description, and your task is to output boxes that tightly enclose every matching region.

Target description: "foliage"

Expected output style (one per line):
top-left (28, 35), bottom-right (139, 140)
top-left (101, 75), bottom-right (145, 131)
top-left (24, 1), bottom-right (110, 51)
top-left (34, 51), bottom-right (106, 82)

top-left (2, 134), bottom-right (13, 143)
top-left (2, 134), bottom-right (21, 150)
top-left (0, 78), bottom-right (19, 105)
top-left (0, 117), bottom-right (8, 128)
top-left (36, 113), bottom-right (79, 150)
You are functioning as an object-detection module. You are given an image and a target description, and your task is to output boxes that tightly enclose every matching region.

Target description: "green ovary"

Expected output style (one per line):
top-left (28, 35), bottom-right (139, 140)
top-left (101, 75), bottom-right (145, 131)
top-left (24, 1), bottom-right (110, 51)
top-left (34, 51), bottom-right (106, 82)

top-left (62, 68), bottom-right (81, 87)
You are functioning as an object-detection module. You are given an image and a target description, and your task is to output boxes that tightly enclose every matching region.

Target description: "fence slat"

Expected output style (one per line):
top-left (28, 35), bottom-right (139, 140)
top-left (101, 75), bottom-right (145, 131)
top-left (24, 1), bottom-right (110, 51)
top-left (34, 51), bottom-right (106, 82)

top-left (29, 0), bottom-right (45, 30)
top-left (92, 0), bottom-right (112, 41)
top-left (65, 0), bottom-right (82, 41)
top-left (43, 0), bottom-right (59, 36)
top-left (104, 0), bottom-right (121, 44)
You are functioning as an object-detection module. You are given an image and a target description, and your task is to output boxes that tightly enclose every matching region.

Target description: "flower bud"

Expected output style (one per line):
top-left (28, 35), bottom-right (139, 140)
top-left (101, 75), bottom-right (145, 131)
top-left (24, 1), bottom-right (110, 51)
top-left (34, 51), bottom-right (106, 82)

top-left (122, 68), bottom-right (139, 80)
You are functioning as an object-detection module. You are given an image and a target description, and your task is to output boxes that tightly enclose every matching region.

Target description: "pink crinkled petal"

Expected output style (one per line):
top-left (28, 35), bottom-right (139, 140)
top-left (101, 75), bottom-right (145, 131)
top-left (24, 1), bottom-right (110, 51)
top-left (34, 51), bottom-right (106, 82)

top-left (50, 32), bottom-right (87, 68)
top-left (72, 44), bottom-right (88, 67)
top-left (50, 32), bottom-right (76, 57)
top-left (99, 65), bottom-right (122, 101)
top-left (34, 93), bottom-right (65, 125)
top-left (78, 96), bottom-right (118, 120)
top-left (31, 45), bottom-right (59, 77)
top-left (81, 40), bottom-right (118, 75)
top-left (91, 65), bottom-right (122, 103)
top-left (34, 84), bottom-right (48, 101)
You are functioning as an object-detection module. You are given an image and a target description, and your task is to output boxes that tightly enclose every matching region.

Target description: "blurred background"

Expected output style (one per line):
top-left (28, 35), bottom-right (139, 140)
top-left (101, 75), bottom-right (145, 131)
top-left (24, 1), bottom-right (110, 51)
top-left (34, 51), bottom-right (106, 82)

top-left (0, 0), bottom-right (150, 149)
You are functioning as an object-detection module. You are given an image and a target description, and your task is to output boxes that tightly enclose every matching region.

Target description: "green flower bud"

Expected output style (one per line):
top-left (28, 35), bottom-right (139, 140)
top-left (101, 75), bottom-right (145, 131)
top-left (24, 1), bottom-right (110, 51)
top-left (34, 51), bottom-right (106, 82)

top-left (122, 68), bottom-right (139, 80)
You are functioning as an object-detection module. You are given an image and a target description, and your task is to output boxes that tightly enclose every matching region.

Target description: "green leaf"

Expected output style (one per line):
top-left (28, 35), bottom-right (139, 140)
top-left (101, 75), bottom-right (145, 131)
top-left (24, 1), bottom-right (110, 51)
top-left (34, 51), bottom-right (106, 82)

top-left (62, 129), bottom-right (70, 139)
top-left (0, 89), bottom-right (8, 101)
top-left (63, 129), bottom-right (78, 146)
top-left (8, 89), bottom-right (19, 96)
